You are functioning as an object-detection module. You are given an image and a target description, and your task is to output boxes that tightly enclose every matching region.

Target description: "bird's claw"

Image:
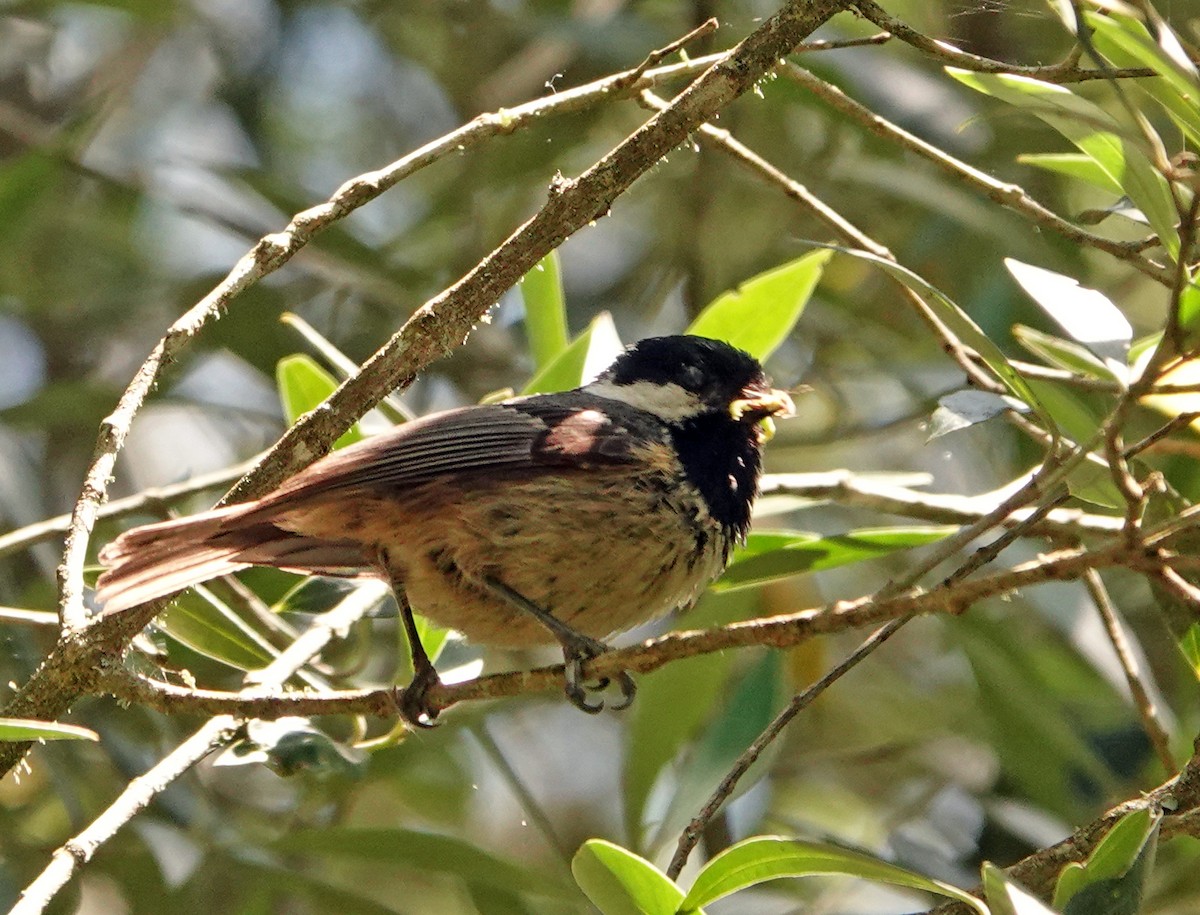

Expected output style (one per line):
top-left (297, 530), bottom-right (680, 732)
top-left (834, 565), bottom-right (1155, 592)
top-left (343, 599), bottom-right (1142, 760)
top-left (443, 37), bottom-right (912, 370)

top-left (558, 633), bottom-right (637, 715)
top-left (394, 662), bottom-right (443, 729)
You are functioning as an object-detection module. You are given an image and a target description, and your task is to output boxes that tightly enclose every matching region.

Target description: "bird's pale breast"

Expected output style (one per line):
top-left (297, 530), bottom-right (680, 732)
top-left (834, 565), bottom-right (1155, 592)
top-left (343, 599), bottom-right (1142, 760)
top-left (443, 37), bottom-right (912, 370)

top-left (274, 464), bottom-right (729, 647)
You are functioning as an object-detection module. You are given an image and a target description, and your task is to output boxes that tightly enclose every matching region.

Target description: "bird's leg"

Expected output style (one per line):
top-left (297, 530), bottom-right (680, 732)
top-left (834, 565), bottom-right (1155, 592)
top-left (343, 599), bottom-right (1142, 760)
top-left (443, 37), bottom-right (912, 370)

top-left (394, 588), bottom-right (442, 728)
top-left (483, 577), bottom-right (636, 714)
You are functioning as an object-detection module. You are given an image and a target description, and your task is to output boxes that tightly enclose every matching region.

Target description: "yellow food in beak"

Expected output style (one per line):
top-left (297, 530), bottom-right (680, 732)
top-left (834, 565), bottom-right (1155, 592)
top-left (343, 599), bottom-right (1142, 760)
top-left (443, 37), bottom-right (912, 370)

top-left (729, 389), bottom-right (796, 442)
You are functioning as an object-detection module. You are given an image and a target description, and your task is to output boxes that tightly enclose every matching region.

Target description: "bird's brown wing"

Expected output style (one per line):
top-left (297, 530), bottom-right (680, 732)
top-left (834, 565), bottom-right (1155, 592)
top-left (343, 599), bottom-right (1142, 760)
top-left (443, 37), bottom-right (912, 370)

top-left (96, 396), bottom-right (664, 613)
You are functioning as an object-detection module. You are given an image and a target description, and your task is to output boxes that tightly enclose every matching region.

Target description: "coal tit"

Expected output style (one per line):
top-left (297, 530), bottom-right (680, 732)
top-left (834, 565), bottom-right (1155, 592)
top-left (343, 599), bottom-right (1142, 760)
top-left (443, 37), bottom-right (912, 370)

top-left (96, 335), bottom-right (795, 723)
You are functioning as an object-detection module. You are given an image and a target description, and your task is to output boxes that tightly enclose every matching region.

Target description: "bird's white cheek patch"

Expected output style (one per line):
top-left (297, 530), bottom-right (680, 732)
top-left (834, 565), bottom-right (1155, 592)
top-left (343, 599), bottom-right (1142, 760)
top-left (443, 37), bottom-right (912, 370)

top-left (585, 380), bottom-right (702, 421)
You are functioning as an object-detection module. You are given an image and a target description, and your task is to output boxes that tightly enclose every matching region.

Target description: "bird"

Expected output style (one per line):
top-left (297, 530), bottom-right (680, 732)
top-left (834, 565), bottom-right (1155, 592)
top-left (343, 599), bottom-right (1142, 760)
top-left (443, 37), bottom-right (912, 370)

top-left (96, 335), bottom-right (795, 724)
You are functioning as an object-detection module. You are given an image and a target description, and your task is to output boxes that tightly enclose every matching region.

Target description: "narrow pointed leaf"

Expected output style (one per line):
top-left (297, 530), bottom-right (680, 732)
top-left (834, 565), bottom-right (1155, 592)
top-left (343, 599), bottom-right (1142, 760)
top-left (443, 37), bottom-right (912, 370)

top-left (679, 836), bottom-right (988, 913)
top-left (520, 250), bottom-right (569, 369)
top-left (524, 312), bottom-right (622, 394)
top-left (276, 355), bottom-right (364, 448)
top-left (0, 718), bottom-right (99, 742)
top-left (949, 69), bottom-right (1178, 258)
top-left (1018, 153), bottom-right (1123, 195)
top-left (715, 527), bottom-right (957, 592)
top-left (1054, 809), bottom-right (1160, 912)
top-left (687, 250), bottom-right (830, 361)
top-left (929, 390), bottom-right (1030, 440)
top-left (1006, 260), bottom-right (1131, 380)
top-left (822, 245), bottom-right (1047, 425)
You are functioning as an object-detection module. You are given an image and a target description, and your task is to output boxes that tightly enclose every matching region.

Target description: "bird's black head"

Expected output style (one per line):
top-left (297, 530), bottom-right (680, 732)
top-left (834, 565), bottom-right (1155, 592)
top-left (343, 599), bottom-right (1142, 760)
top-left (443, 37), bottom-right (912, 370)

top-left (585, 335), bottom-right (794, 540)
top-left (588, 335), bottom-right (784, 422)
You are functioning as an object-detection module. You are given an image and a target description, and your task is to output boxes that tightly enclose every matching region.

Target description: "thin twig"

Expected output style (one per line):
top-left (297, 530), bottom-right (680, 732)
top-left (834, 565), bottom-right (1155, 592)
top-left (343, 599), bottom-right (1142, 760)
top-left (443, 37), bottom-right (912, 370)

top-left (761, 472), bottom-right (1122, 537)
top-left (0, 457), bottom-right (261, 560)
top-left (613, 18), bottom-right (719, 89)
top-left (666, 614), bottom-right (910, 878)
top-left (781, 62), bottom-right (1172, 285)
top-left (665, 463), bottom-right (1070, 874)
top-left (9, 717), bottom-right (241, 915)
top-left (637, 88), bottom-right (1000, 394)
top-left (929, 742), bottom-right (1200, 914)
top-left (852, 0), bottom-right (1162, 83)
top-left (1083, 569), bottom-right (1177, 773)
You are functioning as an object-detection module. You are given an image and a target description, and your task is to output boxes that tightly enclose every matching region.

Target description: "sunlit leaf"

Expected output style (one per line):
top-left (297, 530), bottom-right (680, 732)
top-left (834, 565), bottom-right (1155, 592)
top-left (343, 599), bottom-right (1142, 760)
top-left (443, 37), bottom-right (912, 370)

top-left (929, 390), bottom-right (1030, 440)
top-left (821, 245), bottom-right (1047, 425)
top-left (572, 839), bottom-right (686, 915)
top-left (1018, 153), bottom-right (1123, 195)
top-left (523, 312), bottom-right (622, 394)
top-left (1055, 808), bottom-right (1160, 914)
top-left (687, 250), bottom-right (830, 361)
top-left (983, 862), bottom-right (1057, 915)
top-left (0, 718), bottom-right (98, 742)
top-left (276, 354), bottom-right (363, 448)
top-left (1087, 11), bottom-right (1200, 146)
top-left (1014, 325), bottom-right (1117, 382)
top-left (714, 527), bottom-right (956, 592)
top-left (1006, 260), bottom-right (1131, 380)
top-left (949, 69), bottom-right (1179, 258)
top-left (680, 836), bottom-right (988, 913)
top-left (520, 249), bottom-right (569, 369)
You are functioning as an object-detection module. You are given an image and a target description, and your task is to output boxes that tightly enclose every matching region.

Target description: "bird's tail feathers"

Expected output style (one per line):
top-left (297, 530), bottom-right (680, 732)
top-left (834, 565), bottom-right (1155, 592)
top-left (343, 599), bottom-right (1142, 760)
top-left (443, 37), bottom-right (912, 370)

top-left (95, 505), bottom-right (371, 613)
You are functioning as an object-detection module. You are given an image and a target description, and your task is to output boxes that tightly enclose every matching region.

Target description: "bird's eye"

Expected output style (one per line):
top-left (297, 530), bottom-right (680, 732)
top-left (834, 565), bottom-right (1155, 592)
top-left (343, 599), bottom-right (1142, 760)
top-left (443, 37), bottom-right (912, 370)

top-left (678, 363), bottom-right (705, 390)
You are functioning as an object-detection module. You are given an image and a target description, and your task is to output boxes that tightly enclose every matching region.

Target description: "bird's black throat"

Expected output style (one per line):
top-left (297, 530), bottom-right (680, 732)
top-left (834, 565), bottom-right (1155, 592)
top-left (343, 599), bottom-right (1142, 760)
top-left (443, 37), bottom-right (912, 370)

top-left (669, 413), bottom-right (763, 541)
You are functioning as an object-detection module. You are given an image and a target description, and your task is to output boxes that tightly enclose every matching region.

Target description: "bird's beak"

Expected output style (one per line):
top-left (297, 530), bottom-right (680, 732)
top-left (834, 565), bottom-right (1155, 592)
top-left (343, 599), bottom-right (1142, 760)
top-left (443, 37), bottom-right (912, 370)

top-left (729, 388), bottom-right (796, 442)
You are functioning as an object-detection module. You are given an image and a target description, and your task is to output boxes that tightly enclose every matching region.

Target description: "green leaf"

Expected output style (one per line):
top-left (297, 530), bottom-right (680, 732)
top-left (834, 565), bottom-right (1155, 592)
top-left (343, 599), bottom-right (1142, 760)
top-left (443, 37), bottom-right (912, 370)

top-left (1013, 325), bottom-right (1120, 383)
top-left (955, 615), bottom-right (1121, 815)
top-left (1018, 153), bottom-right (1123, 195)
top-left (280, 313), bottom-right (412, 425)
top-left (679, 836), bottom-right (989, 913)
top-left (1087, 11), bottom-right (1200, 146)
top-left (523, 312), bottom-right (622, 395)
top-left (276, 355), bottom-right (363, 448)
top-left (520, 250), bottom-right (569, 370)
top-left (1176, 279), bottom-right (1200, 349)
top-left (714, 527), bottom-right (956, 592)
top-left (948, 68), bottom-right (1179, 258)
top-left (1021, 378), bottom-right (1124, 508)
top-left (1006, 260), bottom-right (1131, 381)
top-left (157, 587), bottom-right (276, 671)
top-left (982, 862), bottom-right (1056, 915)
top-left (687, 250), bottom-right (830, 361)
top-left (572, 839), bottom-right (687, 915)
top-left (0, 718), bottom-right (99, 743)
top-left (277, 827), bottom-right (571, 899)
top-left (1054, 809), bottom-right (1160, 913)
top-left (1178, 622), bottom-right (1200, 678)
top-left (822, 246), bottom-right (1048, 426)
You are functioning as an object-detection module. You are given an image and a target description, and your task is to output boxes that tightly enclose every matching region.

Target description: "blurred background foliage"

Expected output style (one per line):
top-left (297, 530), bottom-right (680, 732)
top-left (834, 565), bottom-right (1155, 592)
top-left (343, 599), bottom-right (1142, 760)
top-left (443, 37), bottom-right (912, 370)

top-left (2, 0), bottom-right (1200, 912)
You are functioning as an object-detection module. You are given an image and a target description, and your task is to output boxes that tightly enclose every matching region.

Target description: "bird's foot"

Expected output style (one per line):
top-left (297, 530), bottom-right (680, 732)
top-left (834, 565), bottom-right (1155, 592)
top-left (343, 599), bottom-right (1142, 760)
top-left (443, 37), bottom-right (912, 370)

top-left (394, 660), bottom-right (443, 729)
top-left (557, 630), bottom-right (637, 715)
